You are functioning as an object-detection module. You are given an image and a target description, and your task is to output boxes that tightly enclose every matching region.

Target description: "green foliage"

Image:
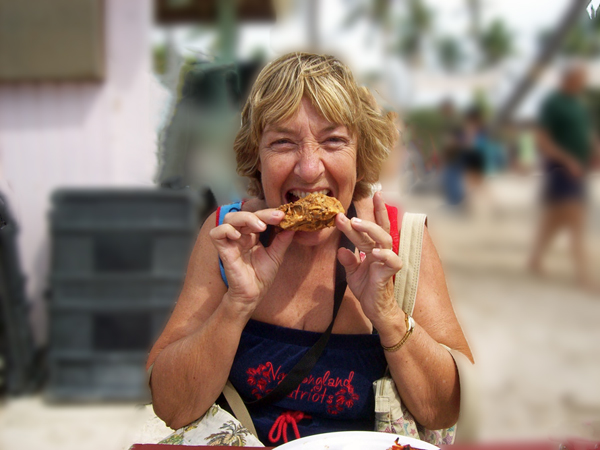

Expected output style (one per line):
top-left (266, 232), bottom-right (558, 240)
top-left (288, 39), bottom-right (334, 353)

top-left (472, 88), bottom-right (492, 120)
top-left (404, 108), bottom-right (447, 157)
top-left (556, 6), bottom-right (600, 57)
top-left (343, 0), bottom-right (392, 29)
top-left (396, 0), bottom-right (434, 65)
top-left (341, 0), bottom-right (514, 70)
top-left (436, 36), bottom-right (463, 72)
top-left (478, 18), bottom-right (513, 67)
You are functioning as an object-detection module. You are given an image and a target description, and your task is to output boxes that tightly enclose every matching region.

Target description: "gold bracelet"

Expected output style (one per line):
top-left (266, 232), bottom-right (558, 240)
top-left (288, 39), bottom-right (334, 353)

top-left (381, 314), bottom-right (415, 352)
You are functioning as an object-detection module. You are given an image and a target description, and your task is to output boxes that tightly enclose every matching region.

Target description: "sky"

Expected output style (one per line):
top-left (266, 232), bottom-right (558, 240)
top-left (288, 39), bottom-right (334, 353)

top-left (155, 0), bottom-right (596, 115)
top-left (161, 1), bottom-right (574, 64)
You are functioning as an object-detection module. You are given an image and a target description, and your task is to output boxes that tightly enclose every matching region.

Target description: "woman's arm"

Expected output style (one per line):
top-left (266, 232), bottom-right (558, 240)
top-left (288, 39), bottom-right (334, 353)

top-left (376, 226), bottom-right (472, 430)
top-left (147, 208), bottom-right (294, 430)
top-left (147, 212), bottom-right (246, 429)
top-left (337, 193), bottom-right (472, 430)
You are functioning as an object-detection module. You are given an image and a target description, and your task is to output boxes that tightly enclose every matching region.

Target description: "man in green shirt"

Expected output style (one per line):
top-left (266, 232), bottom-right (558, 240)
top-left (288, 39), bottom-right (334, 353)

top-left (530, 64), bottom-right (599, 286)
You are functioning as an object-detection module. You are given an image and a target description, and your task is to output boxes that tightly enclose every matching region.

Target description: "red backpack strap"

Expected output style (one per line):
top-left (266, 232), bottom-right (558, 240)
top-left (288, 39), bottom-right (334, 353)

top-left (385, 204), bottom-right (401, 255)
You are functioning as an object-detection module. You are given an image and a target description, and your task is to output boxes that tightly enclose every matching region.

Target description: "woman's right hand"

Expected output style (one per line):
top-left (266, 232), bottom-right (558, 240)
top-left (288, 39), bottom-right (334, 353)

top-left (209, 209), bottom-right (295, 310)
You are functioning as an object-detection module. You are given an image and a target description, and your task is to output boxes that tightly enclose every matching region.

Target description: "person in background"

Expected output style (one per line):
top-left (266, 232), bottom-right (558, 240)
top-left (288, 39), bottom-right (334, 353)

top-left (460, 107), bottom-right (488, 194)
top-left (529, 63), bottom-right (600, 287)
top-left (438, 100), bottom-right (465, 206)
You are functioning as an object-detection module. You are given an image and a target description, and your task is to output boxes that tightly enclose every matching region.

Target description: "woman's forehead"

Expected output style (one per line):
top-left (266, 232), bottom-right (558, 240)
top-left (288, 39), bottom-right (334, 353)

top-left (263, 120), bottom-right (350, 135)
top-left (263, 99), bottom-right (352, 135)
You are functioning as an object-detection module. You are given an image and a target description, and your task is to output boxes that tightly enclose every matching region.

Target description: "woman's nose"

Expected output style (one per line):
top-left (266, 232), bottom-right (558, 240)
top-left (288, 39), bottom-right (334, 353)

top-left (294, 145), bottom-right (324, 182)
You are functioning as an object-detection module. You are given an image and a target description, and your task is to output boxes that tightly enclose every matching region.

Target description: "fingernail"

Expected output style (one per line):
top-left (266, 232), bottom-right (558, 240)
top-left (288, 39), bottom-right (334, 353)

top-left (339, 214), bottom-right (348, 223)
top-left (257, 220), bottom-right (266, 229)
top-left (372, 248), bottom-right (381, 254)
top-left (351, 217), bottom-right (362, 224)
top-left (272, 210), bottom-right (284, 218)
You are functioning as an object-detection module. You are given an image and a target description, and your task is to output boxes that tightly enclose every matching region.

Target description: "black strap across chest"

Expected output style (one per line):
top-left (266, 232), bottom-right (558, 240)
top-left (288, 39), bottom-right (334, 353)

top-left (246, 203), bottom-right (356, 407)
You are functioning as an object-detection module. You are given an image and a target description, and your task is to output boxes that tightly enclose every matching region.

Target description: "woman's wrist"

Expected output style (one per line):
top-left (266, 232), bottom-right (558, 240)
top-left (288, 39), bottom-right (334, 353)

top-left (381, 314), bottom-right (415, 352)
top-left (372, 306), bottom-right (409, 348)
top-left (220, 292), bottom-right (258, 323)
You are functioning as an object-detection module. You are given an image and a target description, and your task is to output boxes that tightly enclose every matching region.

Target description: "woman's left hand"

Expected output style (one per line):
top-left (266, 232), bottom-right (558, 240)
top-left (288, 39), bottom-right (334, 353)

top-left (335, 191), bottom-right (403, 327)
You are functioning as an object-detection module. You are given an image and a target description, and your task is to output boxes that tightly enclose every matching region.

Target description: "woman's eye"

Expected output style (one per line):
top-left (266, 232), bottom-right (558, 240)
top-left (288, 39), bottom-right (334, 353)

top-left (323, 137), bottom-right (347, 147)
top-left (271, 139), bottom-right (294, 147)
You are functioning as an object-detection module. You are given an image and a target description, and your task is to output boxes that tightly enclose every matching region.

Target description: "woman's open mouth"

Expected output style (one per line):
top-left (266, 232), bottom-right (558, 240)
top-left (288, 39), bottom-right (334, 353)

top-left (285, 189), bottom-right (333, 203)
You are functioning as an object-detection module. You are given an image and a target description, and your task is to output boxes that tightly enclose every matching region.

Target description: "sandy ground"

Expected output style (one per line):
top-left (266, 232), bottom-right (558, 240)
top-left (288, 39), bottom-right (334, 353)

top-left (0, 173), bottom-right (599, 449)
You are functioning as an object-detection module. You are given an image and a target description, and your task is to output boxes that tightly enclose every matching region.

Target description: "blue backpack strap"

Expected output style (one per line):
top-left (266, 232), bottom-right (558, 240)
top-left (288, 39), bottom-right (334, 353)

top-left (215, 202), bottom-right (243, 287)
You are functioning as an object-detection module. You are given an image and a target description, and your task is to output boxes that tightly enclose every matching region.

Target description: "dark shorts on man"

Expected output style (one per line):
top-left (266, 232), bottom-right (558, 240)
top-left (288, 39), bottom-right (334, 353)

top-left (543, 161), bottom-right (586, 204)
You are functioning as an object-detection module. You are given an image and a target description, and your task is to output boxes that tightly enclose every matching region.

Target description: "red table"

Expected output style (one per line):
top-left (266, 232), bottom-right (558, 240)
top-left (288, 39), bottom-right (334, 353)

top-left (130, 441), bottom-right (599, 450)
top-left (130, 447), bottom-right (271, 450)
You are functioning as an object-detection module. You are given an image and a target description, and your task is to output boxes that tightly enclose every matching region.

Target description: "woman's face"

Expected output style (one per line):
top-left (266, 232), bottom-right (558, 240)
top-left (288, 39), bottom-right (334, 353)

top-left (258, 97), bottom-right (358, 243)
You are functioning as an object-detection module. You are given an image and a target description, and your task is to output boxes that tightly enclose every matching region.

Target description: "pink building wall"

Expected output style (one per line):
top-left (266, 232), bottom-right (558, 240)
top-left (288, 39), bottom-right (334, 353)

top-left (0, 0), bottom-right (159, 345)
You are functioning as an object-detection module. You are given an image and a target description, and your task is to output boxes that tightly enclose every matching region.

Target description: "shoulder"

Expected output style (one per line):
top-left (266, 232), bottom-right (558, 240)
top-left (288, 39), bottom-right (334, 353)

top-left (539, 93), bottom-right (562, 127)
top-left (240, 197), bottom-right (267, 212)
top-left (146, 209), bottom-right (226, 367)
top-left (542, 92), bottom-right (564, 112)
top-left (213, 198), bottom-right (267, 225)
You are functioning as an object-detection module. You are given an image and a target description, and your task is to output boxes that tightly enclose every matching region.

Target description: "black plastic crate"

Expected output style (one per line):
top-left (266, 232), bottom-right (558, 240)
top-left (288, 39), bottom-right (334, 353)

top-left (51, 189), bottom-right (198, 230)
top-left (51, 231), bottom-right (194, 277)
top-left (49, 304), bottom-right (171, 353)
top-left (46, 352), bottom-right (150, 402)
top-left (47, 188), bottom-right (199, 401)
top-left (51, 189), bottom-right (199, 278)
top-left (51, 275), bottom-right (183, 307)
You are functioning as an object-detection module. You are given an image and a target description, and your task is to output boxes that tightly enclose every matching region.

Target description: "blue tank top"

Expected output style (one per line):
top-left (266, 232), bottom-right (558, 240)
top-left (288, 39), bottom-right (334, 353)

top-left (216, 202), bottom-right (388, 445)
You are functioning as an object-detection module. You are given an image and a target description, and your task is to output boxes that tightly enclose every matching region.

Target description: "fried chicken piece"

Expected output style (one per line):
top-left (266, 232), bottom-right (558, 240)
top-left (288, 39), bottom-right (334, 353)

top-left (277, 193), bottom-right (345, 231)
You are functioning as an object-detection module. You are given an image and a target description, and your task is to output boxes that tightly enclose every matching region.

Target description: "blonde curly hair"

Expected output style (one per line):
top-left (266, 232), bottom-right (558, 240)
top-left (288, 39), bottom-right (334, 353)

top-left (234, 52), bottom-right (398, 200)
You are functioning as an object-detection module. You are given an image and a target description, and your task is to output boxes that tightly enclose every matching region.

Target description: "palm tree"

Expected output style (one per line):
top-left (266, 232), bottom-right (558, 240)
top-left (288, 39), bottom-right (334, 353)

top-left (557, 5), bottom-right (600, 57)
top-left (478, 18), bottom-right (513, 67)
top-left (397, 0), bottom-right (434, 66)
top-left (436, 36), bottom-right (463, 72)
top-left (341, 0), bottom-right (393, 46)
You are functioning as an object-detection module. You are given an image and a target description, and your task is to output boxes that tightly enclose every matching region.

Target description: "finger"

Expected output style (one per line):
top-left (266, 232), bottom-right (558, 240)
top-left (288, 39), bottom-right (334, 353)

top-left (209, 223), bottom-right (242, 242)
top-left (349, 217), bottom-right (393, 251)
top-left (337, 247), bottom-right (361, 276)
top-left (254, 209), bottom-right (286, 226)
top-left (223, 211), bottom-right (267, 235)
top-left (373, 191), bottom-right (391, 234)
top-left (236, 232), bottom-right (259, 249)
top-left (264, 230), bottom-right (295, 266)
top-left (371, 248), bottom-right (403, 273)
top-left (336, 213), bottom-right (378, 253)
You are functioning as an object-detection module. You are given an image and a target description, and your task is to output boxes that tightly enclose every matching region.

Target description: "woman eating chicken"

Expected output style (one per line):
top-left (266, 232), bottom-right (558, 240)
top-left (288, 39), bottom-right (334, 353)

top-left (146, 52), bottom-right (473, 446)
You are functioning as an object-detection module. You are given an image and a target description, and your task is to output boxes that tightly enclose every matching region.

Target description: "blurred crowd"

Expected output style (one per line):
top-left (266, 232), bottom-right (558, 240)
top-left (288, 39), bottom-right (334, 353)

top-left (396, 62), bottom-right (600, 289)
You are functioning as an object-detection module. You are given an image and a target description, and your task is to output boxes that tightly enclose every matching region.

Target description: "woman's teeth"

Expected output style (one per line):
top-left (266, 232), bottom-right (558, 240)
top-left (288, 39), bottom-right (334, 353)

top-left (289, 190), bottom-right (330, 199)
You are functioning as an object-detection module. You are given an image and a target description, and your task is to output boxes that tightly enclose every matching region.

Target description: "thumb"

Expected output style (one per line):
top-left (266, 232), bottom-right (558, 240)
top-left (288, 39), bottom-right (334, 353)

top-left (265, 230), bottom-right (295, 266)
top-left (337, 247), bottom-right (361, 276)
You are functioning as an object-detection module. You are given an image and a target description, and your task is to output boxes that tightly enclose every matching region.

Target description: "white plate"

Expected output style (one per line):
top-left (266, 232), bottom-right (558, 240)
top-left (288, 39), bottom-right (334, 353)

top-left (274, 431), bottom-right (439, 450)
